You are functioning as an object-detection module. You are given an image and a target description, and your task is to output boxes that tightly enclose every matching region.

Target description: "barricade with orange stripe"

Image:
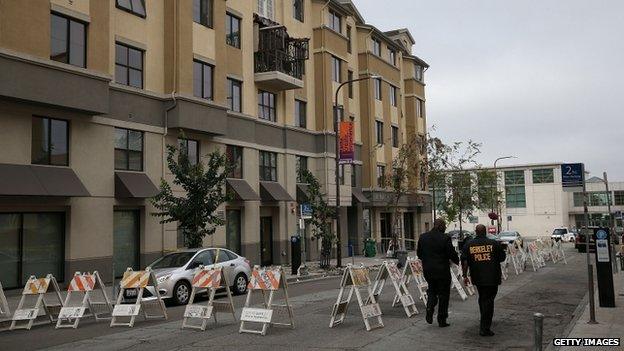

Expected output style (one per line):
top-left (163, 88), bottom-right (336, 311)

top-left (239, 265), bottom-right (293, 336)
top-left (368, 261), bottom-right (417, 318)
top-left (398, 257), bottom-right (429, 306)
top-left (110, 267), bottom-right (167, 328)
top-left (329, 264), bottom-right (383, 331)
top-left (10, 274), bottom-right (63, 331)
top-left (0, 281), bottom-right (10, 319)
top-left (56, 271), bottom-right (112, 329)
top-left (182, 266), bottom-right (236, 331)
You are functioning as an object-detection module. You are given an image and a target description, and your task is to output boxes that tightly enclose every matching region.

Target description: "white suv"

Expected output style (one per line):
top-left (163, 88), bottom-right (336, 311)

top-left (551, 228), bottom-right (569, 242)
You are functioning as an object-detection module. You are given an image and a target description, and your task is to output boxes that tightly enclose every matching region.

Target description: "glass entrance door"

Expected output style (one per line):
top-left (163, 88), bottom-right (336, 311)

top-left (260, 216), bottom-right (273, 266)
top-left (226, 210), bottom-right (242, 255)
top-left (113, 210), bottom-right (140, 277)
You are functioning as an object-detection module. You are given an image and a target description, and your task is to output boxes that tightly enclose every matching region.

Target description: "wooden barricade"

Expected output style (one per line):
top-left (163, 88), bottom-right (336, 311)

top-left (56, 271), bottom-right (112, 329)
top-left (397, 257), bottom-right (428, 306)
top-left (239, 266), bottom-right (293, 336)
top-left (110, 267), bottom-right (167, 327)
top-left (10, 274), bottom-right (64, 330)
top-left (0, 281), bottom-right (9, 319)
top-left (551, 240), bottom-right (567, 264)
top-left (182, 266), bottom-right (236, 331)
top-left (450, 264), bottom-right (469, 300)
top-left (329, 264), bottom-right (383, 331)
top-left (368, 261), bottom-right (418, 317)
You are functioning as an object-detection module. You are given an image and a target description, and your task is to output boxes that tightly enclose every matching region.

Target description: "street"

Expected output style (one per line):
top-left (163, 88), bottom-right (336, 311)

top-left (0, 246), bottom-right (587, 351)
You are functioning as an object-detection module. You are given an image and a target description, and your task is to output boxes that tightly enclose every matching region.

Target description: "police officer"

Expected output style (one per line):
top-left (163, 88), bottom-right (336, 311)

top-left (417, 218), bottom-right (459, 327)
top-left (461, 224), bottom-right (506, 336)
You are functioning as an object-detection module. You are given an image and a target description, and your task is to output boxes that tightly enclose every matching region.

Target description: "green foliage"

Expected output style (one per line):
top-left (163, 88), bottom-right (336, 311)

top-left (151, 142), bottom-right (231, 248)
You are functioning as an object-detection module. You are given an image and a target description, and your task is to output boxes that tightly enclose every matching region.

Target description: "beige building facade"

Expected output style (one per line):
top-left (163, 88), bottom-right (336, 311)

top-left (0, 0), bottom-right (430, 289)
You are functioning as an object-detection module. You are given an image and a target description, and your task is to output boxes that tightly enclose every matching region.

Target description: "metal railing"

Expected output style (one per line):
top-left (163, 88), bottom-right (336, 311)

top-left (254, 50), bottom-right (304, 79)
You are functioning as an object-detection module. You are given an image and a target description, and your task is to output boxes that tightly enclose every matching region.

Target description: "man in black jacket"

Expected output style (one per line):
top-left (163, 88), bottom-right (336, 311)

top-left (462, 224), bottom-right (506, 336)
top-left (417, 218), bottom-right (459, 327)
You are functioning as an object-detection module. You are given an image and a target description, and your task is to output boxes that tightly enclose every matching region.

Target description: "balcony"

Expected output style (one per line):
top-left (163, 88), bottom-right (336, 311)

top-left (254, 15), bottom-right (309, 91)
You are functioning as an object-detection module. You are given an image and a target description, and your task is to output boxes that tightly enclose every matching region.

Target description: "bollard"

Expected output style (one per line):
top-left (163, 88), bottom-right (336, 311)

top-left (533, 313), bottom-right (544, 351)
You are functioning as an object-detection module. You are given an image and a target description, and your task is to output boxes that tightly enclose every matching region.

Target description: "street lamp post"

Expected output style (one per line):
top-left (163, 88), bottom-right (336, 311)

top-left (334, 74), bottom-right (380, 268)
top-left (492, 156), bottom-right (516, 233)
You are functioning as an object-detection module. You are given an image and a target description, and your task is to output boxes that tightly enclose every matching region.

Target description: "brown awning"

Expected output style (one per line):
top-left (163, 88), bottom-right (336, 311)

top-left (227, 178), bottom-right (260, 201)
top-left (115, 172), bottom-right (159, 198)
top-left (296, 183), bottom-right (310, 202)
top-left (351, 187), bottom-right (370, 203)
top-left (0, 163), bottom-right (89, 196)
top-left (260, 181), bottom-right (294, 202)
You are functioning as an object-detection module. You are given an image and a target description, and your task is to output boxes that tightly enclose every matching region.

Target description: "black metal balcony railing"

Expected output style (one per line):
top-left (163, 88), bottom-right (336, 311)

top-left (254, 50), bottom-right (304, 80)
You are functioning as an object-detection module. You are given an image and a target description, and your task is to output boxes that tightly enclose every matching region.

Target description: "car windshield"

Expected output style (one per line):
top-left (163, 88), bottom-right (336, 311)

top-left (553, 229), bottom-right (567, 235)
top-left (149, 252), bottom-right (196, 269)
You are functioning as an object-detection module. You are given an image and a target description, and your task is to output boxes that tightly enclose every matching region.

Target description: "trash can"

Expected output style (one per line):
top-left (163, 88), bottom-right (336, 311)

top-left (364, 238), bottom-right (377, 257)
top-left (396, 250), bottom-right (408, 269)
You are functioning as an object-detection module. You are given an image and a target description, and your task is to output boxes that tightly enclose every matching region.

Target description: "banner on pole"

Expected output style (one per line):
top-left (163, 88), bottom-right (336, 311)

top-left (339, 121), bottom-right (354, 164)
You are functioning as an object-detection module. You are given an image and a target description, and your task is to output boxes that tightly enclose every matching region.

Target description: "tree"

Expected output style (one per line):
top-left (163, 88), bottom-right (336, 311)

top-left (151, 142), bottom-right (231, 248)
top-left (298, 168), bottom-right (335, 269)
top-left (420, 131), bottom-right (455, 221)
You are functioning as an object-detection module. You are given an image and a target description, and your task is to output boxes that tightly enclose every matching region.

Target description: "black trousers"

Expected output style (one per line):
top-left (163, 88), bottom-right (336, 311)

top-left (476, 285), bottom-right (498, 331)
top-left (425, 277), bottom-right (451, 322)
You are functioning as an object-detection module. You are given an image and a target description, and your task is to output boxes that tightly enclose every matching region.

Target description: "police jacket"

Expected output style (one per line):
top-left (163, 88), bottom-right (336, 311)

top-left (461, 235), bottom-right (506, 286)
top-left (417, 229), bottom-right (459, 281)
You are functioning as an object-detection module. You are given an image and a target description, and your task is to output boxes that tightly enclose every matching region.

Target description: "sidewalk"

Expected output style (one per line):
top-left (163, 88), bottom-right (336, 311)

top-left (558, 269), bottom-right (624, 350)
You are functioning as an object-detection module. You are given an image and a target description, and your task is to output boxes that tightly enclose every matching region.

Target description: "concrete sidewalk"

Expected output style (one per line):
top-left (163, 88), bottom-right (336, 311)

top-left (558, 270), bottom-right (624, 350)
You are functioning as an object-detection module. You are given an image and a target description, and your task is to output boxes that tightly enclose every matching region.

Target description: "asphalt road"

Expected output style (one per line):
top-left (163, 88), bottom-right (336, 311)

top-left (0, 245), bottom-right (587, 351)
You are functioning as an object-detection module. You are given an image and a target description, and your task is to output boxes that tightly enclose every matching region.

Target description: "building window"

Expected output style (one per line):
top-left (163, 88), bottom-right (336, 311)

top-left (293, 0), bottom-right (304, 22)
top-left (390, 86), bottom-right (398, 107)
top-left (226, 145), bottom-right (243, 179)
top-left (377, 165), bottom-right (386, 187)
top-left (295, 99), bottom-right (307, 128)
top-left (114, 127), bottom-right (143, 171)
top-left (416, 98), bottom-right (424, 118)
top-left (258, 90), bottom-right (276, 122)
top-left (226, 13), bottom-right (241, 48)
top-left (50, 13), bottom-right (86, 68)
top-left (115, 43), bottom-right (143, 88)
top-left (0, 213), bottom-right (65, 289)
top-left (348, 70), bottom-right (354, 98)
top-left (178, 138), bottom-right (199, 166)
top-left (259, 151), bottom-right (277, 182)
top-left (258, 0), bottom-right (274, 19)
top-left (532, 168), bottom-right (554, 184)
top-left (351, 164), bottom-right (358, 187)
top-left (376, 120), bottom-right (384, 145)
top-left (573, 192), bottom-right (584, 207)
top-left (372, 38), bottom-right (381, 56)
top-left (116, 0), bottom-right (146, 18)
top-left (391, 126), bottom-right (399, 148)
top-left (389, 49), bottom-right (396, 65)
top-left (296, 155), bottom-right (308, 183)
top-left (505, 170), bottom-right (526, 208)
top-left (227, 78), bottom-right (242, 112)
top-left (588, 192), bottom-right (611, 207)
top-left (331, 56), bottom-right (341, 83)
top-left (415, 64), bottom-right (424, 81)
top-left (328, 9), bottom-right (342, 33)
top-left (374, 78), bottom-right (382, 100)
top-left (614, 191), bottom-right (624, 206)
top-left (193, 60), bottom-right (213, 100)
top-left (31, 117), bottom-right (69, 166)
top-left (193, 0), bottom-right (213, 28)
top-left (347, 25), bottom-right (352, 53)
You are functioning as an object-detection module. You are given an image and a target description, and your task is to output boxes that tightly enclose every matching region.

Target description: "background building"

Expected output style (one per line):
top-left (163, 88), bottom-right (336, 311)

top-left (0, 0), bottom-right (430, 289)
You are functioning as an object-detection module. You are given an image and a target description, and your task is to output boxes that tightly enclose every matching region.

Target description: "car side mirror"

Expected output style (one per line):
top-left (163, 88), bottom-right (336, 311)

top-left (187, 261), bottom-right (201, 270)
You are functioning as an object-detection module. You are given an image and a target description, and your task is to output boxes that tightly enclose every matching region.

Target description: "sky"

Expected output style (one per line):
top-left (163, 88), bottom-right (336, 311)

top-left (353, 0), bottom-right (624, 180)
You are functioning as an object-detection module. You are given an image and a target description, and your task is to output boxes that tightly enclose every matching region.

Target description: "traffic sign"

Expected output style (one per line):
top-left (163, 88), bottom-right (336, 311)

top-left (300, 204), bottom-right (312, 219)
top-left (561, 163), bottom-right (584, 191)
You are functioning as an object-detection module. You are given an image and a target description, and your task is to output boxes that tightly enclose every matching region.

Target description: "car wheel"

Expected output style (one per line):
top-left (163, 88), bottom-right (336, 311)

top-left (173, 281), bottom-right (191, 305)
top-left (232, 273), bottom-right (248, 295)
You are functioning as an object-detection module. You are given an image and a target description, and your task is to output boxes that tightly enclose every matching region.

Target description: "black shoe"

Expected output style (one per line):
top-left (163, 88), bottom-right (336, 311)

top-left (479, 329), bottom-right (495, 336)
top-left (425, 309), bottom-right (434, 324)
top-left (438, 321), bottom-right (450, 328)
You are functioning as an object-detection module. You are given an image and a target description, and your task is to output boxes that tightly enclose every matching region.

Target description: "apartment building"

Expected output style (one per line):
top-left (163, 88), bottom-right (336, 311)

top-left (0, 0), bottom-right (430, 289)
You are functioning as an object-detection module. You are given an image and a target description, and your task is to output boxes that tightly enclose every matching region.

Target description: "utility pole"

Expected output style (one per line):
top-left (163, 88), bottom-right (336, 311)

top-left (603, 172), bottom-right (618, 273)
top-left (492, 156), bottom-right (516, 232)
top-left (583, 164), bottom-right (597, 324)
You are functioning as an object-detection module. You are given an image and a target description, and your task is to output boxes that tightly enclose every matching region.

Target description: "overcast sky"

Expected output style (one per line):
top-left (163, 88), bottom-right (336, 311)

top-left (353, 0), bottom-right (624, 180)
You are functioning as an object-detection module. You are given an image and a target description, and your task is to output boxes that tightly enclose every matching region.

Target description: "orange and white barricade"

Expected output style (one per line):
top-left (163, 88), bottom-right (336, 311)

top-left (398, 257), bottom-right (428, 306)
top-left (56, 271), bottom-right (112, 329)
top-left (552, 240), bottom-right (567, 264)
top-left (239, 265), bottom-right (293, 336)
top-left (0, 281), bottom-right (10, 318)
top-left (528, 242), bottom-right (545, 271)
top-left (329, 264), bottom-right (384, 332)
top-left (182, 266), bottom-right (236, 331)
top-left (10, 274), bottom-right (63, 330)
top-left (450, 264), bottom-right (470, 300)
top-left (368, 261), bottom-right (418, 317)
top-left (110, 267), bottom-right (167, 328)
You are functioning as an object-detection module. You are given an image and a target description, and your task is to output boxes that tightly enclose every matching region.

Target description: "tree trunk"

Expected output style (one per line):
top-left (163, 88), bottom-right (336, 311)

top-left (458, 211), bottom-right (463, 235)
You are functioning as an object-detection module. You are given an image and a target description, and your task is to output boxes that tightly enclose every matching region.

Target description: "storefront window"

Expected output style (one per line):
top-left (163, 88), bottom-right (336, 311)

top-left (226, 210), bottom-right (242, 255)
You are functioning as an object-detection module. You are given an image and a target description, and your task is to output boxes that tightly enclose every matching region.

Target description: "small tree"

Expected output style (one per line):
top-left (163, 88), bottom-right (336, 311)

top-left (151, 143), bottom-right (231, 248)
top-left (298, 169), bottom-right (335, 269)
